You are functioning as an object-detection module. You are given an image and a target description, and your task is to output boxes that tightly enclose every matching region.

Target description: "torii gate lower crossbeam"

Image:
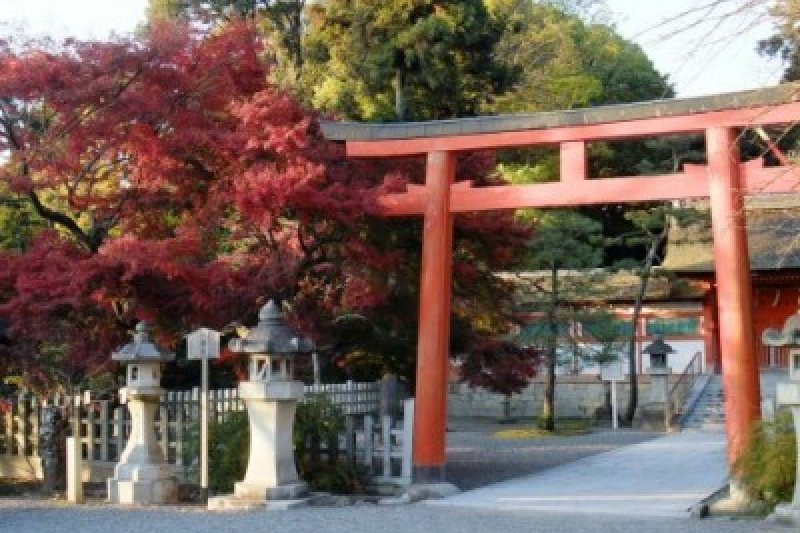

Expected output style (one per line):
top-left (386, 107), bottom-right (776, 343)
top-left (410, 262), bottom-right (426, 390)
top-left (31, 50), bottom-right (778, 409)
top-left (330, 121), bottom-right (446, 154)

top-left (321, 83), bottom-right (800, 483)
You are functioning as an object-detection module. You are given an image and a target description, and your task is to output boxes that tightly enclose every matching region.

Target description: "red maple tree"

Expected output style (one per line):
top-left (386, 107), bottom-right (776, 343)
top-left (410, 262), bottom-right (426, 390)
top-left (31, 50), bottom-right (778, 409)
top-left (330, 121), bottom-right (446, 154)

top-left (0, 21), bottom-right (531, 390)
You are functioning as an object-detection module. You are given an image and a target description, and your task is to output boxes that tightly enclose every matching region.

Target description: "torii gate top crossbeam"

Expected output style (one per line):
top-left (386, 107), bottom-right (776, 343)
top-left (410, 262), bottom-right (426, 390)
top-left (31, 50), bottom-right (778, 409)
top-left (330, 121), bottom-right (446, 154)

top-left (321, 83), bottom-right (800, 157)
top-left (320, 83), bottom-right (800, 215)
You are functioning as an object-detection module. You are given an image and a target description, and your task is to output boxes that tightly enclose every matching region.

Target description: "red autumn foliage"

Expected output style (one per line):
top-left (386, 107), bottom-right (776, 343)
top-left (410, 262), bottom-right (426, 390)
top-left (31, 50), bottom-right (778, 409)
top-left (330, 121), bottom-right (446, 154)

top-left (0, 20), bottom-right (532, 389)
top-left (459, 339), bottom-right (540, 397)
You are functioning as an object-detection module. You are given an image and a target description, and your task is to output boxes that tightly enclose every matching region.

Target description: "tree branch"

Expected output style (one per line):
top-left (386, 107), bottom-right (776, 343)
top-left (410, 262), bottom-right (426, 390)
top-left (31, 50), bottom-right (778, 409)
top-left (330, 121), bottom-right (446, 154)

top-left (26, 190), bottom-right (97, 252)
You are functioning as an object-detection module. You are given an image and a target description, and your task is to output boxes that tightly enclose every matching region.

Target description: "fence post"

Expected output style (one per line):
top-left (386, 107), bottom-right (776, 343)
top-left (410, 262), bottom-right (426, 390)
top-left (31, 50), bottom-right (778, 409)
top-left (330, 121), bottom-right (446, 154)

top-left (363, 415), bottom-right (374, 473)
top-left (381, 374), bottom-right (399, 419)
top-left (99, 400), bottom-right (109, 462)
top-left (401, 399), bottom-right (414, 482)
top-left (114, 406), bottom-right (125, 462)
top-left (66, 436), bottom-right (84, 504)
top-left (381, 414), bottom-right (392, 478)
top-left (159, 402), bottom-right (169, 459)
top-left (85, 394), bottom-right (96, 462)
top-left (344, 415), bottom-right (355, 463)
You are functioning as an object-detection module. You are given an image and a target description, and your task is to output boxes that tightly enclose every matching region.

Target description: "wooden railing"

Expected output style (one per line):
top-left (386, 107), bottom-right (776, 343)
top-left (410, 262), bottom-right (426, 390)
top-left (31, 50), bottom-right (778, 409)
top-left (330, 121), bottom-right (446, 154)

top-left (668, 351), bottom-right (704, 423)
top-left (0, 380), bottom-right (413, 486)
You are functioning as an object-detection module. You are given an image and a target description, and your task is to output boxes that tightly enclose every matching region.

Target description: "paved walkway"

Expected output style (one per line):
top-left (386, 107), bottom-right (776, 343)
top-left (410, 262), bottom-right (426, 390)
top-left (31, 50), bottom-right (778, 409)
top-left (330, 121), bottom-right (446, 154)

top-left (430, 430), bottom-right (729, 518)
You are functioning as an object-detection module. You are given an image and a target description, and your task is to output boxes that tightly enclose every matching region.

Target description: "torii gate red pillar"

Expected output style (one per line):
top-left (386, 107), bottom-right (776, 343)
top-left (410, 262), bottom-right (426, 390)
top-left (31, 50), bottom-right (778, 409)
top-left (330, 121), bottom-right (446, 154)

top-left (414, 151), bottom-right (455, 481)
top-left (707, 127), bottom-right (761, 463)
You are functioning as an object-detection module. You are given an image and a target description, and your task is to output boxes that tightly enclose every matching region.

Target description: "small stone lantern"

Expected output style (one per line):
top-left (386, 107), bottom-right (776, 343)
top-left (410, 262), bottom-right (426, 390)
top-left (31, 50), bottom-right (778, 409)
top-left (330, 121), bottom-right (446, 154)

top-left (107, 322), bottom-right (177, 505)
top-left (763, 315), bottom-right (800, 524)
top-left (211, 299), bottom-right (313, 508)
top-left (644, 335), bottom-right (674, 373)
top-left (639, 336), bottom-right (675, 431)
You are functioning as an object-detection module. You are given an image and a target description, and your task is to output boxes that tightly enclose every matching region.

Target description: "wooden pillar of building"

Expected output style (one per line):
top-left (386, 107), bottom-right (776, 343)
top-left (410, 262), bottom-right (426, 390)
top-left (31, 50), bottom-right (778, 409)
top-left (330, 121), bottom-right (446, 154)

top-left (412, 151), bottom-right (455, 482)
top-left (707, 127), bottom-right (761, 466)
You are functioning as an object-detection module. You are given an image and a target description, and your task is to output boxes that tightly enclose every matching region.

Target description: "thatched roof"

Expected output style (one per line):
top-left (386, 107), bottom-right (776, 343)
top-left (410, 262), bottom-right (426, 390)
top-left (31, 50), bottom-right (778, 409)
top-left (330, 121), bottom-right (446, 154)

top-left (662, 195), bottom-right (800, 273)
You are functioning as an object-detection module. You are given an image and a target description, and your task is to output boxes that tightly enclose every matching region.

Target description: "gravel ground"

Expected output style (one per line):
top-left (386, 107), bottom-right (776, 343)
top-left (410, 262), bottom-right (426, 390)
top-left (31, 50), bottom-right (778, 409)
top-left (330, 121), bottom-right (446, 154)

top-left (0, 418), bottom-right (784, 533)
top-left (0, 499), bottom-right (778, 533)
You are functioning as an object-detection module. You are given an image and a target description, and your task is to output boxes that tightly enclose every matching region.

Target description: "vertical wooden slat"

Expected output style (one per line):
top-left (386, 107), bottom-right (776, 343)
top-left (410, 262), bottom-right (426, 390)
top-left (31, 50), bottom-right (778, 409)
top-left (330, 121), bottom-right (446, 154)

top-left (382, 414), bottom-right (392, 478)
top-left (159, 404), bottom-right (169, 458)
top-left (99, 400), bottom-right (109, 462)
top-left (344, 415), bottom-right (355, 462)
top-left (86, 397), bottom-right (96, 461)
top-left (114, 406), bottom-right (125, 461)
top-left (401, 399), bottom-right (415, 481)
top-left (30, 395), bottom-right (40, 457)
top-left (363, 415), bottom-right (374, 473)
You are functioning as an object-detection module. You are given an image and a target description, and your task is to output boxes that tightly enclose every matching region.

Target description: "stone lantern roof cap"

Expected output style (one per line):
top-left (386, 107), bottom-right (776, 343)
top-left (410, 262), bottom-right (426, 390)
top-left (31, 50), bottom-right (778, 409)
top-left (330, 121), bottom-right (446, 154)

top-left (762, 314), bottom-right (800, 347)
top-left (642, 335), bottom-right (676, 355)
top-left (228, 299), bottom-right (314, 355)
top-left (112, 321), bottom-right (175, 363)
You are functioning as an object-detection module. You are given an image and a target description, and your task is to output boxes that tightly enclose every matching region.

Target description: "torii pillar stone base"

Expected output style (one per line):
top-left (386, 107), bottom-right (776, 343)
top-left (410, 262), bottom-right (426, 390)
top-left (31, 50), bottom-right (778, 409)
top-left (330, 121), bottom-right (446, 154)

top-left (107, 387), bottom-right (177, 505)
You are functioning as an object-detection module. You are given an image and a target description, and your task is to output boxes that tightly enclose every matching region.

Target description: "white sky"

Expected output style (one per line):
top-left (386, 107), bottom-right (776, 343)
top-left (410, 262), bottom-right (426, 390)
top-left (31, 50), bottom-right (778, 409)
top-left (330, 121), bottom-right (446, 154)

top-left (0, 0), bottom-right (786, 99)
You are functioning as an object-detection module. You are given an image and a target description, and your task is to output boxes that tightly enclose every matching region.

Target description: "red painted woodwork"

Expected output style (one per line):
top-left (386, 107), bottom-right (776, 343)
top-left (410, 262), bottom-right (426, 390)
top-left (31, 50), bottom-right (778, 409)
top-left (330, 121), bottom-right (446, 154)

top-left (413, 151), bottom-right (456, 479)
top-left (332, 97), bottom-right (800, 480)
top-left (347, 102), bottom-right (800, 157)
top-left (377, 161), bottom-right (800, 216)
top-left (560, 141), bottom-right (587, 183)
top-left (707, 127), bottom-right (761, 466)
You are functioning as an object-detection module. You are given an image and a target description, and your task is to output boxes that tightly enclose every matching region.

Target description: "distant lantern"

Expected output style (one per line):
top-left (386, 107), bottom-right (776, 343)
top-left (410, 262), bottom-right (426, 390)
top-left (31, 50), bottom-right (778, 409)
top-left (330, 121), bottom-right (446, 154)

top-left (643, 335), bottom-right (675, 371)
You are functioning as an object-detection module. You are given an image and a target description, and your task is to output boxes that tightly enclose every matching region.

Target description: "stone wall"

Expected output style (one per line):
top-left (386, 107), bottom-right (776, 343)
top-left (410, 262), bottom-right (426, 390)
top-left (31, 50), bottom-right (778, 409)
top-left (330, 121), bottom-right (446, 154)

top-left (448, 376), bottom-right (660, 420)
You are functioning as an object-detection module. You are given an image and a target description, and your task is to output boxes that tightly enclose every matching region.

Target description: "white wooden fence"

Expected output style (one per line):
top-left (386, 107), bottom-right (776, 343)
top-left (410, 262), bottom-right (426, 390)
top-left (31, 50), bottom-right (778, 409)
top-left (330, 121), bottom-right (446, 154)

top-left (0, 381), bottom-right (413, 486)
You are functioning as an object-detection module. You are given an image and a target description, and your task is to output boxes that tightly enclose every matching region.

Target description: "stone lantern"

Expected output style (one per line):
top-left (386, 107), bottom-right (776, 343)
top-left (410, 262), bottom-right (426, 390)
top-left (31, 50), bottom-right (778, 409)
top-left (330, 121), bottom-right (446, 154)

top-left (763, 315), bottom-right (800, 524)
top-left (211, 299), bottom-right (313, 509)
top-left (637, 335), bottom-right (675, 431)
top-left (644, 335), bottom-right (674, 373)
top-left (107, 322), bottom-right (177, 505)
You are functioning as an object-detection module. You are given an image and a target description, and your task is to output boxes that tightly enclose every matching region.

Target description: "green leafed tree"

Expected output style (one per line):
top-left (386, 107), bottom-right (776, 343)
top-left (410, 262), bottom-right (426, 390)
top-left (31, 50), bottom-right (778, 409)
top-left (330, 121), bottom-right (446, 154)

top-left (302, 0), bottom-right (508, 121)
top-left (610, 204), bottom-right (704, 425)
top-left (519, 209), bottom-right (605, 431)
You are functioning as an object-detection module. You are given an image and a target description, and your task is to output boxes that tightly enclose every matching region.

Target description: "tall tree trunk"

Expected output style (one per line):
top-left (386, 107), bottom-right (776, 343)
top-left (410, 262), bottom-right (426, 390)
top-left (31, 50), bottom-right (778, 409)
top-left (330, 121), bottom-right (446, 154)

top-left (541, 262), bottom-right (558, 431)
top-left (394, 68), bottom-right (407, 121)
top-left (622, 221), bottom-right (670, 424)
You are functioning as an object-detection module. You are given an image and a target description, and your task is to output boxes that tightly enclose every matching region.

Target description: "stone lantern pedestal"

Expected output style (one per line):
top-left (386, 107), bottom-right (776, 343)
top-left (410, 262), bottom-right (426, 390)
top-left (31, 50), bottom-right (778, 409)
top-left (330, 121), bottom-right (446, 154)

top-left (107, 322), bottom-right (177, 505)
top-left (208, 299), bottom-right (313, 511)
top-left (233, 380), bottom-right (308, 501)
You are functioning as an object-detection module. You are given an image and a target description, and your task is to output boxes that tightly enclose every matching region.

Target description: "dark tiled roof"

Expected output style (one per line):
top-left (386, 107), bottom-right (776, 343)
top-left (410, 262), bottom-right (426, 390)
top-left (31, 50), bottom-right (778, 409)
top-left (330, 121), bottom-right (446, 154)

top-left (662, 199), bottom-right (800, 272)
top-left (321, 83), bottom-right (800, 141)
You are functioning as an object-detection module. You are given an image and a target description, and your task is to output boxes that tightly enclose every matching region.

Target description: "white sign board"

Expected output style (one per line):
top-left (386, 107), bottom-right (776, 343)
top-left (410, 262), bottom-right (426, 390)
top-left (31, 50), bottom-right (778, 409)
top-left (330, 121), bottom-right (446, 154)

top-left (601, 359), bottom-right (625, 382)
top-left (187, 328), bottom-right (221, 360)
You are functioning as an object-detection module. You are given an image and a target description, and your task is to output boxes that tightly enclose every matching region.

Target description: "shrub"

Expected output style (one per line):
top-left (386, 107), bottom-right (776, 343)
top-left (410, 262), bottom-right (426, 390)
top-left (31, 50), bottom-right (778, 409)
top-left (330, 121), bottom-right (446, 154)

top-left (185, 394), bottom-right (367, 494)
top-left (294, 394), bottom-right (367, 494)
top-left (184, 411), bottom-right (250, 493)
top-left (734, 410), bottom-right (796, 509)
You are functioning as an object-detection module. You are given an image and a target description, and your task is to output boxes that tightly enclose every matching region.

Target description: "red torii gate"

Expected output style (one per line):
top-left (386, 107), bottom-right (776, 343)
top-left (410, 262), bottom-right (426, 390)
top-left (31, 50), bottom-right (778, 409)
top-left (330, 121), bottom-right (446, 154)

top-left (321, 83), bottom-right (800, 483)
